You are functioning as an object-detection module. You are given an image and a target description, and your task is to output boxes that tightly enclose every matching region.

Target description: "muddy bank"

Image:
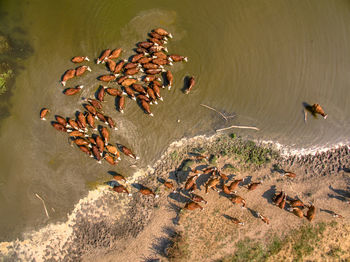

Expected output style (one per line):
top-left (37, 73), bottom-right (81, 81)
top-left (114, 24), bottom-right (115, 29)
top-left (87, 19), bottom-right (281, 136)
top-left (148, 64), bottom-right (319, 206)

top-left (1, 133), bottom-right (349, 261)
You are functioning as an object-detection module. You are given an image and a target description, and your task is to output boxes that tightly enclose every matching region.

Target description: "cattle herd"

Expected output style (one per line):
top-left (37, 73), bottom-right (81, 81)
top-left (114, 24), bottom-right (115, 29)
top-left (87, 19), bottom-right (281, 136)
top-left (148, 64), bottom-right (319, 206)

top-left (158, 153), bottom-right (345, 226)
top-left (39, 27), bottom-right (195, 168)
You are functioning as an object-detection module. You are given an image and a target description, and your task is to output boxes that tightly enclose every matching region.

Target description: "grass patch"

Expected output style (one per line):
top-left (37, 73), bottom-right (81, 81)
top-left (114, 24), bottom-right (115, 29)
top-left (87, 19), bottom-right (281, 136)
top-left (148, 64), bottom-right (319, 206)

top-left (181, 159), bottom-right (195, 171)
top-left (170, 151), bottom-right (179, 161)
top-left (291, 222), bottom-right (326, 260)
top-left (209, 155), bottom-right (218, 165)
top-left (167, 232), bottom-right (191, 261)
top-left (218, 223), bottom-right (328, 262)
top-left (0, 68), bottom-right (13, 95)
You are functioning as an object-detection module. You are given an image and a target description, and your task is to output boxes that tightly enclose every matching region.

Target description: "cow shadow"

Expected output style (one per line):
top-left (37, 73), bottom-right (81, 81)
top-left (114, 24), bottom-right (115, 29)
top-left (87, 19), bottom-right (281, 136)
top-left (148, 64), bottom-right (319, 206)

top-left (262, 185), bottom-right (277, 204)
top-left (303, 102), bottom-right (317, 118)
top-left (329, 185), bottom-right (350, 198)
top-left (181, 76), bottom-right (191, 93)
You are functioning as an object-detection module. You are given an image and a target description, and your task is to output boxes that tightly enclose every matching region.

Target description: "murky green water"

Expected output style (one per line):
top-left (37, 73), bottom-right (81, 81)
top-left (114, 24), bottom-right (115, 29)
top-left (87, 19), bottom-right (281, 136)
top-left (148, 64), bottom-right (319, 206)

top-left (0, 0), bottom-right (350, 241)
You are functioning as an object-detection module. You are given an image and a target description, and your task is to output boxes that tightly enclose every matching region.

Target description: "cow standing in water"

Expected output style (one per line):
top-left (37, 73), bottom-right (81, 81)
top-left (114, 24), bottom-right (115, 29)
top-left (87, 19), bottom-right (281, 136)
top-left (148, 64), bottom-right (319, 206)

top-left (61, 69), bottom-right (76, 86)
top-left (71, 56), bottom-right (89, 63)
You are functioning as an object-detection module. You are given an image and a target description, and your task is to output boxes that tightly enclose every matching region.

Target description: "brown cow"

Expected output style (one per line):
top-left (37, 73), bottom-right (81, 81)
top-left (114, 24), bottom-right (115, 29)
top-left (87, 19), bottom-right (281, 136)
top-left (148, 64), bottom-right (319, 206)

top-left (106, 87), bottom-right (124, 97)
top-left (185, 76), bottom-right (195, 94)
top-left (228, 179), bottom-right (244, 193)
top-left (311, 104), bottom-right (327, 119)
top-left (100, 126), bottom-right (109, 145)
top-left (166, 70), bottom-right (173, 90)
top-left (75, 65), bottom-right (91, 76)
top-left (40, 108), bottom-right (49, 120)
top-left (140, 99), bottom-right (153, 116)
top-left (104, 154), bottom-right (117, 165)
top-left (108, 48), bottom-right (122, 60)
top-left (183, 201), bottom-right (203, 211)
top-left (55, 115), bottom-right (67, 127)
top-left (63, 85), bottom-right (84, 96)
top-left (114, 60), bottom-right (126, 75)
top-left (205, 177), bottom-right (220, 194)
top-left (112, 185), bottom-right (132, 196)
top-left (118, 96), bottom-right (125, 113)
top-left (71, 56), bottom-right (89, 63)
top-left (247, 182), bottom-right (262, 191)
top-left (112, 173), bottom-right (127, 183)
top-left (131, 53), bottom-right (144, 63)
top-left (98, 74), bottom-right (116, 82)
top-left (106, 116), bottom-right (118, 130)
top-left (97, 49), bottom-right (111, 64)
top-left (87, 98), bottom-right (103, 110)
top-left (95, 135), bottom-right (104, 154)
top-left (61, 69), bottom-right (76, 86)
top-left (120, 145), bottom-right (139, 160)
top-left (52, 122), bottom-right (67, 132)
top-left (191, 193), bottom-right (207, 204)
top-left (256, 212), bottom-right (269, 224)
top-left (139, 187), bottom-right (158, 198)
top-left (306, 204), bottom-right (316, 222)
top-left (168, 54), bottom-right (188, 62)
top-left (106, 59), bottom-right (116, 72)
top-left (231, 195), bottom-right (246, 208)
top-left (153, 28), bottom-right (173, 38)
top-left (106, 145), bottom-right (121, 160)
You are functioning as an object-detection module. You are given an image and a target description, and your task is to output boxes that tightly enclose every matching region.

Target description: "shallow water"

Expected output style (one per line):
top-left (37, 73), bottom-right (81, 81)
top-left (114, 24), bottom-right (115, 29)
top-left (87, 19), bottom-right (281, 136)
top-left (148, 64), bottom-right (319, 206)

top-left (0, 0), bottom-right (350, 242)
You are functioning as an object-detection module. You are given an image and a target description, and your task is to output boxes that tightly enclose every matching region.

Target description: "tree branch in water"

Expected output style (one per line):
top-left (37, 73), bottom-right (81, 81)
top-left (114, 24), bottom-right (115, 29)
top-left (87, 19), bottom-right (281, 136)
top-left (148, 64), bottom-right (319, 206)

top-left (216, 125), bottom-right (260, 132)
top-left (200, 104), bottom-right (235, 121)
top-left (35, 193), bottom-right (50, 219)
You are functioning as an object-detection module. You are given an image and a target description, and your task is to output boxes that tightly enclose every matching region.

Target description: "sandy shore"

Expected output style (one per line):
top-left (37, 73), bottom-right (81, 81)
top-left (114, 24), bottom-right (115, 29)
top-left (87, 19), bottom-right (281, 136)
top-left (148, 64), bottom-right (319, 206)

top-left (1, 133), bottom-right (349, 261)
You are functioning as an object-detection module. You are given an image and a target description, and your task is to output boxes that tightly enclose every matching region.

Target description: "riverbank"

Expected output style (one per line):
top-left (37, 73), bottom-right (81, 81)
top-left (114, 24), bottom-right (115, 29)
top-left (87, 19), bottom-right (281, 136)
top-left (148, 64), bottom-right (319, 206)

top-left (0, 133), bottom-right (349, 261)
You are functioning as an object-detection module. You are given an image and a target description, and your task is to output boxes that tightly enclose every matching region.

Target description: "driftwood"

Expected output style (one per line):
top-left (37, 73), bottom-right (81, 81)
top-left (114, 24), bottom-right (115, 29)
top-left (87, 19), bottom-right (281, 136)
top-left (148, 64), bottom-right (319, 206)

top-left (35, 193), bottom-right (50, 218)
top-left (200, 104), bottom-right (235, 121)
top-left (216, 125), bottom-right (259, 132)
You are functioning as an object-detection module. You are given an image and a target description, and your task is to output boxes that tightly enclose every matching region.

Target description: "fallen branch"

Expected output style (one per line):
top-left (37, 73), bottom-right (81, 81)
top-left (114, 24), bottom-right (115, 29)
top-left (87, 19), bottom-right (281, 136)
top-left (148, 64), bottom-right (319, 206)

top-left (200, 104), bottom-right (235, 121)
top-left (216, 125), bottom-right (260, 132)
top-left (35, 193), bottom-right (50, 219)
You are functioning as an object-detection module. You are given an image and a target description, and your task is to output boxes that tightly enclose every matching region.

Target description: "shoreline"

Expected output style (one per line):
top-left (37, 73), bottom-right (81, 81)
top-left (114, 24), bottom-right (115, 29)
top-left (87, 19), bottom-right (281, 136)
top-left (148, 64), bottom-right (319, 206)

top-left (0, 133), bottom-right (349, 261)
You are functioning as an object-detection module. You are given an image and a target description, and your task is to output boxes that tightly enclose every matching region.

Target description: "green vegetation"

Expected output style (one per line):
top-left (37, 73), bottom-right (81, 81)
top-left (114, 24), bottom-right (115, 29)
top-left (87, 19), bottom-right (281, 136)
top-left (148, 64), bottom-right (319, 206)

top-left (0, 35), bottom-right (10, 53)
top-left (170, 151), bottom-right (179, 161)
top-left (209, 135), bottom-right (278, 167)
top-left (291, 222), bottom-right (326, 260)
top-left (218, 223), bottom-right (328, 262)
top-left (181, 159), bottom-right (195, 171)
top-left (0, 68), bottom-right (13, 95)
top-left (209, 155), bottom-right (218, 165)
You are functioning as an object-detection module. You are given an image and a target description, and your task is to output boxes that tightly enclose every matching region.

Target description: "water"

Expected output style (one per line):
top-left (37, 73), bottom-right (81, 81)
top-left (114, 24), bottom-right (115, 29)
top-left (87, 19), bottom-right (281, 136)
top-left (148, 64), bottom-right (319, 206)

top-left (0, 0), bottom-right (350, 243)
